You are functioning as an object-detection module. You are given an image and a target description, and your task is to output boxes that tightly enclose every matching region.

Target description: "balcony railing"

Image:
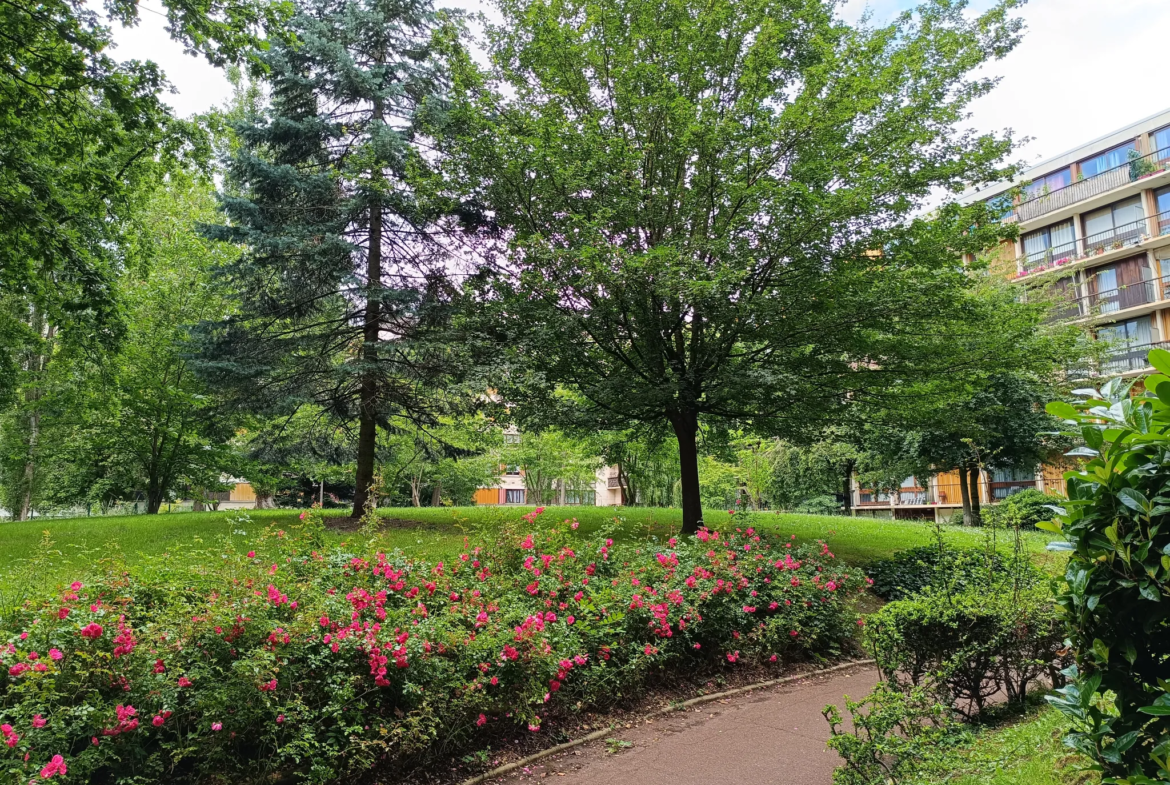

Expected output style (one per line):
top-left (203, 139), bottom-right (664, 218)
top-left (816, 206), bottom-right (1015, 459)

top-left (1064, 279), bottom-right (1160, 319)
top-left (990, 481), bottom-right (1037, 500)
top-left (1016, 209), bottom-right (1170, 279)
top-left (1101, 340), bottom-right (1170, 375)
top-left (1016, 147), bottom-right (1170, 223)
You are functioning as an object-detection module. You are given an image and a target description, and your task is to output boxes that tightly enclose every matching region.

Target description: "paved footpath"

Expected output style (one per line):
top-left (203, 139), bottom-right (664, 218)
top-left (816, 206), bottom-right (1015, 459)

top-left (490, 662), bottom-right (879, 785)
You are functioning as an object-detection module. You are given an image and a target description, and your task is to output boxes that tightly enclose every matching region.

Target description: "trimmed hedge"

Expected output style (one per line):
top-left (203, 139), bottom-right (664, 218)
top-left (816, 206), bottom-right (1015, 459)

top-left (865, 545), bottom-right (1009, 601)
top-left (0, 510), bottom-right (864, 783)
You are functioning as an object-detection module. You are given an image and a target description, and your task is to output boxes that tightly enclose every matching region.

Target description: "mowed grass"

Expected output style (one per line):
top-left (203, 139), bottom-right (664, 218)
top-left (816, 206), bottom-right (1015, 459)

top-left (0, 505), bottom-right (1061, 580)
top-left (935, 706), bottom-right (1096, 785)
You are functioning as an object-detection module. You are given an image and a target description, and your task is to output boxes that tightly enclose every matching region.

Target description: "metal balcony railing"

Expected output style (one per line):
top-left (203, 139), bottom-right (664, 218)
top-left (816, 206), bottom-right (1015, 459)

top-left (1016, 147), bottom-right (1170, 223)
top-left (1065, 279), bottom-right (1159, 319)
top-left (1101, 340), bottom-right (1170, 375)
top-left (1016, 209), bottom-right (1170, 278)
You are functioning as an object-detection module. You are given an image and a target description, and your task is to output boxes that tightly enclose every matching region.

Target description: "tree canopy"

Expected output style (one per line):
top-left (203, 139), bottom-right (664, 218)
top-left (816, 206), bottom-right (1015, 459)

top-left (431, 0), bottom-right (1031, 531)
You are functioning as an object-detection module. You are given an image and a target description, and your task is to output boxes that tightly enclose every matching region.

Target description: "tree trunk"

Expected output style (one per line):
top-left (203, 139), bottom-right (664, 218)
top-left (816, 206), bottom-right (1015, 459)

top-left (193, 492), bottom-right (205, 513)
top-left (958, 465), bottom-right (974, 526)
top-left (430, 481), bottom-right (442, 506)
top-left (351, 109), bottom-right (384, 519)
top-left (968, 464), bottom-right (982, 526)
top-left (255, 493), bottom-right (274, 509)
top-left (842, 459), bottom-right (855, 517)
top-left (410, 472), bottom-right (422, 507)
top-left (147, 478), bottom-right (164, 515)
top-left (670, 409), bottom-right (703, 535)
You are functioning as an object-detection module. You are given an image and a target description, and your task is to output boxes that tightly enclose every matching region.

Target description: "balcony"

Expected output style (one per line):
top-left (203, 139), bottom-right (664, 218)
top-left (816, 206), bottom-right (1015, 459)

top-left (1064, 278), bottom-right (1161, 320)
top-left (607, 476), bottom-right (621, 488)
top-left (1101, 339), bottom-right (1170, 375)
top-left (1015, 209), bottom-right (1170, 280)
top-left (1015, 147), bottom-right (1170, 224)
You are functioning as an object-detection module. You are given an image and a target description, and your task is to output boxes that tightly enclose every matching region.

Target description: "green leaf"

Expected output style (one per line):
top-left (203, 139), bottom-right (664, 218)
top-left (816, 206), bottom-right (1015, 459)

top-left (1036, 520), bottom-right (1063, 533)
top-left (1122, 639), bottom-right (1137, 664)
top-left (1092, 638), bottom-right (1110, 663)
top-left (1139, 706), bottom-right (1170, 716)
top-left (1048, 401), bottom-right (1082, 420)
top-left (1119, 488), bottom-right (1150, 513)
top-left (1082, 426), bottom-right (1104, 450)
top-left (1140, 581), bottom-right (1162, 602)
top-left (1150, 348), bottom-right (1170, 377)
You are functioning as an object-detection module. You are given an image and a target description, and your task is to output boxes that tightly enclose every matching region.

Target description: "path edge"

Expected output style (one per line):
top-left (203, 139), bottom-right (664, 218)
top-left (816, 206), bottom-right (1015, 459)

top-left (457, 658), bottom-right (876, 785)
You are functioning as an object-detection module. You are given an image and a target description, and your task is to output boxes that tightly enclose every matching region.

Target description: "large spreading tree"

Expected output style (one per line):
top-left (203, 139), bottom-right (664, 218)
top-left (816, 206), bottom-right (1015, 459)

top-left (432, 0), bottom-right (1030, 532)
top-left (198, 0), bottom-right (463, 517)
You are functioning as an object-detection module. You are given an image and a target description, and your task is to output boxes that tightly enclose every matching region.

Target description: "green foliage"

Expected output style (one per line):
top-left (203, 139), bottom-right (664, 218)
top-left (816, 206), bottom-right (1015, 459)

top-left (982, 489), bottom-right (1066, 530)
top-left (796, 495), bottom-right (842, 517)
top-left (866, 546), bottom-right (1011, 602)
top-left (1042, 358), bottom-right (1170, 781)
top-left (196, 0), bottom-right (460, 518)
top-left (824, 681), bottom-right (968, 785)
top-left (0, 514), bottom-right (864, 782)
top-left (433, 0), bottom-right (1029, 531)
top-left (866, 584), bottom-right (1065, 718)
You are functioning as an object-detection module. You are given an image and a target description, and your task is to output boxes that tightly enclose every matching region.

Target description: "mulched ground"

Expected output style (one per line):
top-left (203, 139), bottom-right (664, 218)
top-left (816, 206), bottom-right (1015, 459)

top-left (323, 515), bottom-right (460, 533)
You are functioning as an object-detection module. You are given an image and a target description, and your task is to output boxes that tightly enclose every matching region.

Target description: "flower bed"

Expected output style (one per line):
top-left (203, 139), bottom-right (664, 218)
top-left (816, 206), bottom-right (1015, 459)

top-left (0, 510), bottom-right (864, 783)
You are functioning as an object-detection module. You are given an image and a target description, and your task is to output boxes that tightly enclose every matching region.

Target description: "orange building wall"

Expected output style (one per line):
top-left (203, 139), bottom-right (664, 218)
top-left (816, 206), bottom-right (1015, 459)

top-left (473, 488), bottom-right (498, 506)
top-left (934, 471), bottom-right (964, 506)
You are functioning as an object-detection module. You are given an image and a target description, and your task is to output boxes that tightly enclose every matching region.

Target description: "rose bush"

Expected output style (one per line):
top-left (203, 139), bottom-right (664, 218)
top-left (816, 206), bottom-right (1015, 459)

top-left (0, 509), bottom-right (865, 784)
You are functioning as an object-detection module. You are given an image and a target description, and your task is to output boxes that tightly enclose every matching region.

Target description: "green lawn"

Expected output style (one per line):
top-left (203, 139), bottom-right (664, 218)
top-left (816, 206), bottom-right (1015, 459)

top-left (921, 706), bottom-right (1096, 785)
top-left (0, 504), bottom-right (1060, 579)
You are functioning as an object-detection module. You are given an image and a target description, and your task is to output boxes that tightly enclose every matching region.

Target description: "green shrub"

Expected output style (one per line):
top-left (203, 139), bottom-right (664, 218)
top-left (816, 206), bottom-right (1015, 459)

top-left (0, 510), bottom-right (864, 783)
top-left (1042, 359), bottom-right (1170, 781)
top-left (983, 489), bottom-right (1065, 530)
top-left (796, 494), bottom-right (841, 516)
top-left (865, 583), bottom-right (1064, 717)
top-left (866, 545), bottom-right (1008, 601)
top-left (824, 681), bottom-right (967, 785)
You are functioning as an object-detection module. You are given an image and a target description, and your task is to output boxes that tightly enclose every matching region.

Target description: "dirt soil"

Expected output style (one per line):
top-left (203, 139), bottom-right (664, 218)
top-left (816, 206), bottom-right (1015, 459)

top-left (323, 516), bottom-right (459, 533)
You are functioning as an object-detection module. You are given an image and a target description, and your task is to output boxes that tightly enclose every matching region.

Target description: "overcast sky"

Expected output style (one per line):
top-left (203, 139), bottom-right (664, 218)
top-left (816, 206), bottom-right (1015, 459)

top-left (115, 0), bottom-right (1170, 169)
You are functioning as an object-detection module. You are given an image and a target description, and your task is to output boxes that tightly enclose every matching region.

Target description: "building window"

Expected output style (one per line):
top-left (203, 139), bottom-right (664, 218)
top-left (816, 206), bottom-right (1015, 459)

top-left (1080, 141), bottom-right (1138, 178)
top-left (1099, 316), bottom-right (1154, 373)
top-left (505, 465), bottom-right (521, 476)
top-left (1023, 168), bottom-right (1071, 200)
top-left (505, 489), bottom-right (525, 504)
top-left (1082, 196), bottom-right (1145, 251)
top-left (1155, 186), bottom-right (1170, 234)
top-left (564, 490), bottom-right (596, 506)
top-left (1154, 126), bottom-right (1170, 158)
top-left (1021, 220), bottom-right (1075, 269)
top-left (503, 433), bottom-right (521, 444)
top-left (990, 466), bottom-right (1037, 499)
top-left (1089, 257), bottom-right (1154, 315)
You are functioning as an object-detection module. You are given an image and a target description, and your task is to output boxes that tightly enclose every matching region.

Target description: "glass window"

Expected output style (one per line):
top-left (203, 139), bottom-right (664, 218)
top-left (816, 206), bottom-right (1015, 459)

top-left (1099, 317), bottom-right (1152, 348)
top-left (1083, 196), bottom-right (1145, 245)
top-left (505, 465), bottom-right (521, 476)
top-left (1024, 168), bottom-right (1072, 200)
top-left (1021, 220), bottom-right (1075, 267)
top-left (1154, 126), bottom-right (1170, 157)
top-left (1081, 141), bottom-right (1139, 178)
top-left (1156, 186), bottom-right (1170, 219)
top-left (503, 433), bottom-right (521, 444)
top-left (505, 489), bottom-right (525, 504)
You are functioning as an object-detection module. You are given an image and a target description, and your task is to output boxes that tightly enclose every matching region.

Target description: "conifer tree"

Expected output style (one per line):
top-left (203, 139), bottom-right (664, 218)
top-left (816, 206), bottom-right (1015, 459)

top-left (199, 0), bottom-right (455, 516)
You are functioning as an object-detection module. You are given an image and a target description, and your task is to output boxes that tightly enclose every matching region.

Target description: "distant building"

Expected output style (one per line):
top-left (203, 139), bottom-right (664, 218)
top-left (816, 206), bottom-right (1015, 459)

top-left (960, 108), bottom-right (1170, 376)
top-left (850, 465), bottom-right (1069, 522)
top-left (472, 428), bottom-right (627, 506)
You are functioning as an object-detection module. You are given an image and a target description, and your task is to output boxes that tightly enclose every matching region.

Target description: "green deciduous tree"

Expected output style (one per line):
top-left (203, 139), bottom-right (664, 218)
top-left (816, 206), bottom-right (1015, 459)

top-left (432, 0), bottom-right (1028, 533)
top-left (198, 0), bottom-right (463, 518)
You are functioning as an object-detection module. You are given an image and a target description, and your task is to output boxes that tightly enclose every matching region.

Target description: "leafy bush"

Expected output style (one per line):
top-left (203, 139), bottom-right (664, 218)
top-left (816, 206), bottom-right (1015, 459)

top-left (824, 681), bottom-right (967, 785)
top-left (1042, 360), bottom-right (1170, 781)
top-left (0, 509), bottom-right (864, 783)
top-left (866, 545), bottom-right (1008, 601)
top-left (865, 583), bottom-right (1064, 717)
top-left (796, 494), bottom-right (841, 516)
top-left (982, 489), bottom-right (1065, 530)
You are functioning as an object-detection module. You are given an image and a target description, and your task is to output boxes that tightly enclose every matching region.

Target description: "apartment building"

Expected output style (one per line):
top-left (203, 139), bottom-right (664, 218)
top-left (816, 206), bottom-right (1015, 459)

top-left (847, 115), bottom-right (1170, 520)
top-left (851, 466), bottom-right (1068, 522)
top-left (961, 108), bottom-right (1170, 376)
top-left (471, 428), bottom-right (628, 507)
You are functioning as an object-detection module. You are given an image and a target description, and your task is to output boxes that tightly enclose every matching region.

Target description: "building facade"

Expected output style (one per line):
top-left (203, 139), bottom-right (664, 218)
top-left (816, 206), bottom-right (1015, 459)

top-left (962, 108), bottom-right (1170, 376)
top-left (847, 114), bottom-right (1170, 520)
